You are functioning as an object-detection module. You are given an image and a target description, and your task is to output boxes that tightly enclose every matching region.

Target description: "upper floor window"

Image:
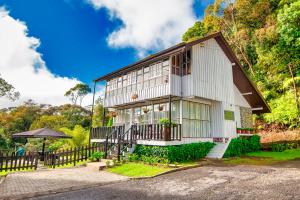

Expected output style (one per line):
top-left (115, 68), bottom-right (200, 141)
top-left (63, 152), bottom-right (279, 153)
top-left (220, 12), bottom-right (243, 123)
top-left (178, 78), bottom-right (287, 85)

top-left (171, 54), bottom-right (180, 75)
top-left (182, 50), bottom-right (191, 76)
top-left (171, 50), bottom-right (191, 76)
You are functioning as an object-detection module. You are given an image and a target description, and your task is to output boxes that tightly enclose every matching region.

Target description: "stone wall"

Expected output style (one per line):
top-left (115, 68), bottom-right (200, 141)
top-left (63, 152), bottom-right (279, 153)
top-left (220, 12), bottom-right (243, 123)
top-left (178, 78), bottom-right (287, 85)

top-left (240, 107), bottom-right (253, 128)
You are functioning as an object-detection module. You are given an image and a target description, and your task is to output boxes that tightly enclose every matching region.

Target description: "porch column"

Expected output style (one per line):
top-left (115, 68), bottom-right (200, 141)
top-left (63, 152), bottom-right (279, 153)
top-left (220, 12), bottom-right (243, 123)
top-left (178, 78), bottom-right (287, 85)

top-left (150, 102), bottom-right (154, 124)
top-left (168, 95), bottom-right (172, 122)
top-left (179, 99), bottom-right (183, 124)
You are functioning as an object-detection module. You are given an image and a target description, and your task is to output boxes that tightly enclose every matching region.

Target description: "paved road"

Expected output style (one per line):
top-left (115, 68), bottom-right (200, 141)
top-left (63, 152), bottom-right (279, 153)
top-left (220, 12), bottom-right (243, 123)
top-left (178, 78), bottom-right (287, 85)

top-left (33, 165), bottom-right (300, 200)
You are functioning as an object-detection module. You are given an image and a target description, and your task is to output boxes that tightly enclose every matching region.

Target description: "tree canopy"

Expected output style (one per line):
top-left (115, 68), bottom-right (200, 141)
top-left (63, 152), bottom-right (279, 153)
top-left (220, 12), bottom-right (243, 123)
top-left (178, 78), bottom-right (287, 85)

top-left (0, 74), bottom-right (20, 101)
top-left (183, 0), bottom-right (300, 128)
top-left (64, 83), bottom-right (91, 106)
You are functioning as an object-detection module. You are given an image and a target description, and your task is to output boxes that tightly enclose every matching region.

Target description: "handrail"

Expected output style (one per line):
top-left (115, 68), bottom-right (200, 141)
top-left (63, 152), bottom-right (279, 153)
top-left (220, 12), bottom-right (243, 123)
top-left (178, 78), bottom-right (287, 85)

top-left (104, 125), bottom-right (124, 159)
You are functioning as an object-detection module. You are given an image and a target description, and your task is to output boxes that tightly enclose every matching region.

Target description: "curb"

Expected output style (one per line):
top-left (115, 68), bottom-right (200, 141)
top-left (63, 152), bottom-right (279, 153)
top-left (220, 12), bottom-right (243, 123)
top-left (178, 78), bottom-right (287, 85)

top-left (0, 179), bottom-right (129, 200)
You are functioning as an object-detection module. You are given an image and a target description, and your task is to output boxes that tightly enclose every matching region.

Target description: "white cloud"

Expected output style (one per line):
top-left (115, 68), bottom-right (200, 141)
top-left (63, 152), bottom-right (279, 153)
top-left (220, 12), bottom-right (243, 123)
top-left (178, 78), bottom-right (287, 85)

top-left (0, 8), bottom-right (86, 108)
top-left (88, 0), bottom-right (197, 56)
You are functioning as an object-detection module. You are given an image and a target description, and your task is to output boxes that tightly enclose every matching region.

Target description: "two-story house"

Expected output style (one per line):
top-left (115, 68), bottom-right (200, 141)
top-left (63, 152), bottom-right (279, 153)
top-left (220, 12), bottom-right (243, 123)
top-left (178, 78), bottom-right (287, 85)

top-left (90, 32), bottom-right (270, 158)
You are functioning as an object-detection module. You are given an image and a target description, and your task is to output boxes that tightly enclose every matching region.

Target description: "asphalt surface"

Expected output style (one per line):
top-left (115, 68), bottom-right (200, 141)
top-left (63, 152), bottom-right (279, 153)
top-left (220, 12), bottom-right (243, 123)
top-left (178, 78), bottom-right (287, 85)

top-left (32, 165), bottom-right (300, 200)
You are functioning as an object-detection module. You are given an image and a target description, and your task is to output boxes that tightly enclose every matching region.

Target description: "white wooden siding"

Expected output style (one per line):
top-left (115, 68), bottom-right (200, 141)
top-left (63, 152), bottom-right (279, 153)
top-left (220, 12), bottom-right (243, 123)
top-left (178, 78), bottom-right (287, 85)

top-left (210, 101), bottom-right (224, 137)
top-left (235, 105), bottom-right (241, 128)
top-left (104, 84), bottom-right (170, 107)
top-left (184, 39), bottom-right (234, 104)
top-left (223, 102), bottom-right (237, 138)
top-left (170, 74), bottom-right (181, 96)
top-left (234, 85), bottom-right (251, 108)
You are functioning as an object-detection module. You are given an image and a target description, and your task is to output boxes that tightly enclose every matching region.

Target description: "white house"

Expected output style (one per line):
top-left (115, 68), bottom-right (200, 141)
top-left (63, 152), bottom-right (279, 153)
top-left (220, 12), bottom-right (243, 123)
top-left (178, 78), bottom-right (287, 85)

top-left (90, 32), bottom-right (270, 158)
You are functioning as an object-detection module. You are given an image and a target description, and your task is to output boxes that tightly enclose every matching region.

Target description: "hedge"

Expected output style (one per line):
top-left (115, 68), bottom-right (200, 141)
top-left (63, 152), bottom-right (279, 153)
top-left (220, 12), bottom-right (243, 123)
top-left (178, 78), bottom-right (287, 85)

top-left (133, 142), bottom-right (215, 163)
top-left (223, 135), bottom-right (261, 158)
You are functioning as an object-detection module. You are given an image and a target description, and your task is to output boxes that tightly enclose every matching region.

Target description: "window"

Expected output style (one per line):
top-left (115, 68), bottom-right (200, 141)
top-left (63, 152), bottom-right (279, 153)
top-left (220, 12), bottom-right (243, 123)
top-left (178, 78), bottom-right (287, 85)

top-left (137, 69), bottom-right (143, 90)
top-left (224, 110), bottom-right (235, 121)
top-left (117, 77), bottom-right (122, 94)
top-left (182, 101), bottom-right (211, 138)
top-left (143, 67), bottom-right (150, 88)
top-left (182, 50), bottom-right (191, 76)
top-left (171, 54), bottom-right (180, 75)
top-left (122, 75), bottom-right (127, 93)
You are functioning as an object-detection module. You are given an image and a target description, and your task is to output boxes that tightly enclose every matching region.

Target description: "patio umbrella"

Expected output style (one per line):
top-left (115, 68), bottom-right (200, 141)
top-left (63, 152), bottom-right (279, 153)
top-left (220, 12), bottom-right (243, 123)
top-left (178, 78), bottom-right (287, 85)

top-left (12, 128), bottom-right (72, 159)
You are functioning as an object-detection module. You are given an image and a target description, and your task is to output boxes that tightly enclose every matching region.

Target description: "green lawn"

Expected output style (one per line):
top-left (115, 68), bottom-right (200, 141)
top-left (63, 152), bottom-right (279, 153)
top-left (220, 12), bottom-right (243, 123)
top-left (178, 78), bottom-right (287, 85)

top-left (223, 148), bottom-right (300, 166)
top-left (106, 162), bottom-right (172, 177)
top-left (246, 149), bottom-right (300, 160)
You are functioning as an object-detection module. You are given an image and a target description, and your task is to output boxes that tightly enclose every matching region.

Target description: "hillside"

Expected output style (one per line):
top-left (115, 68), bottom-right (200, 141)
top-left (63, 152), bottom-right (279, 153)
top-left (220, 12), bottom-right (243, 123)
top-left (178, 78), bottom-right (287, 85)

top-left (183, 0), bottom-right (300, 129)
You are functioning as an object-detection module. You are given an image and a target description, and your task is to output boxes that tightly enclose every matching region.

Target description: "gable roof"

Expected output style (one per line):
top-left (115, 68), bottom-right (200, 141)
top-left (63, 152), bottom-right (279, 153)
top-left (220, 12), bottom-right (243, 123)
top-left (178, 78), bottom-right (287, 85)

top-left (94, 32), bottom-right (270, 114)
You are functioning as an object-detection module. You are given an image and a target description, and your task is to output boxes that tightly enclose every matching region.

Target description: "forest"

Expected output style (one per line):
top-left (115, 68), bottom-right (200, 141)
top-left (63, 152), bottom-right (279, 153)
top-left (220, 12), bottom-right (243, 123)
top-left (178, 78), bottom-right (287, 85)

top-left (0, 0), bottom-right (299, 151)
top-left (183, 0), bottom-right (300, 129)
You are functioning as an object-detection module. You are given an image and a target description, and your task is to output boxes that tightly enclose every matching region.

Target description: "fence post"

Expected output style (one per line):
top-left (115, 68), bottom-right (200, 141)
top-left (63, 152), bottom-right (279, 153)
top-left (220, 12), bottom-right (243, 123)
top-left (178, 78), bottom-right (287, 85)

top-left (10, 152), bottom-right (14, 171)
top-left (0, 152), bottom-right (3, 171)
top-left (117, 127), bottom-right (121, 161)
top-left (53, 151), bottom-right (56, 169)
top-left (34, 153), bottom-right (38, 170)
top-left (85, 145), bottom-right (88, 160)
top-left (73, 147), bottom-right (77, 166)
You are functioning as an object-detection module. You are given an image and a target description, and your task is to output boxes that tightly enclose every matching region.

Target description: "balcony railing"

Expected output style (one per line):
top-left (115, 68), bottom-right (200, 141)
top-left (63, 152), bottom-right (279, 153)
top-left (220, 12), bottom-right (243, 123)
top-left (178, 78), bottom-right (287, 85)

top-left (91, 124), bottom-right (181, 141)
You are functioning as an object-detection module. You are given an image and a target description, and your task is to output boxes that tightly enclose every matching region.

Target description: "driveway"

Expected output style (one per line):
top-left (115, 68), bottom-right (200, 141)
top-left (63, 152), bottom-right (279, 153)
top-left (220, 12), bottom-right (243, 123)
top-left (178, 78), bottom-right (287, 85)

top-left (33, 165), bottom-right (300, 200)
top-left (0, 165), bottom-right (128, 200)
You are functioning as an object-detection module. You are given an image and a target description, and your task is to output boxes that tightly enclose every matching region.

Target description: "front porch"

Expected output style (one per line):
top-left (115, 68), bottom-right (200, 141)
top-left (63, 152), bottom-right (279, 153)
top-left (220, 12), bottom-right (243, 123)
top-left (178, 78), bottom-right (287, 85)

top-left (90, 123), bottom-right (182, 143)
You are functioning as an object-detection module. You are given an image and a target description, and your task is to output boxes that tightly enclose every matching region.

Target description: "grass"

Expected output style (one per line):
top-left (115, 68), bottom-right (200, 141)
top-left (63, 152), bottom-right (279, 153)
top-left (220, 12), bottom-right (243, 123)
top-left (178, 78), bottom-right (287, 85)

top-left (106, 162), bottom-right (172, 177)
top-left (0, 168), bottom-right (35, 177)
top-left (222, 148), bottom-right (300, 166)
top-left (246, 149), bottom-right (300, 160)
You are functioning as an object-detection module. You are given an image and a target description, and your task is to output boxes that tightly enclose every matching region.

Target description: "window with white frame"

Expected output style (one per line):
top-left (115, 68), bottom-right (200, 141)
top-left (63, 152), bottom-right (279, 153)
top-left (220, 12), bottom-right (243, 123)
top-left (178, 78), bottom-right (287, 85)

top-left (182, 101), bottom-right (211, 138)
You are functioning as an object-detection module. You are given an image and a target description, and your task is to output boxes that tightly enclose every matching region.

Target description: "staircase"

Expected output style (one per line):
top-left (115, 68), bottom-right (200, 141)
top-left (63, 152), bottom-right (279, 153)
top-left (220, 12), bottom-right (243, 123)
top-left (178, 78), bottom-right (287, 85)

top-left (206, 138), bottom-right (231, 159)
top-left (104, 125), bottom-right (137, 160)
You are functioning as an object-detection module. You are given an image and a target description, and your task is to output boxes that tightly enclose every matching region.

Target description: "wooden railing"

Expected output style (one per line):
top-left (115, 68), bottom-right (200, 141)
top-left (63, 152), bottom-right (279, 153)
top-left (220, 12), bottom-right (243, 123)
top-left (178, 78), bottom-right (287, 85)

top-left (91, 126), bottom-right (121, 139)
top-left (91, 124), bottom-right (182, 141)
top-left (133, 124), bottom-right (181, 141)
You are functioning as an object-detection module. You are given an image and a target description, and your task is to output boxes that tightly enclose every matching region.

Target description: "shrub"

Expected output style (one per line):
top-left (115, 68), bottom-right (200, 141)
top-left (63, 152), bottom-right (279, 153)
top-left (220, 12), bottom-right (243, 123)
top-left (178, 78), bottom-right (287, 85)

top-left (223, 135), bottom-right (261, 157)
top-left (106, 160), bottom-right (111, 168)
top-left (89, 151), bottom-right (104, 162)
top-left (128, 153), bottom-right (139, 162)
top-left (134, 142), bottom-right (215, 163)
top-left (271, 142), bottom-right (299, 152)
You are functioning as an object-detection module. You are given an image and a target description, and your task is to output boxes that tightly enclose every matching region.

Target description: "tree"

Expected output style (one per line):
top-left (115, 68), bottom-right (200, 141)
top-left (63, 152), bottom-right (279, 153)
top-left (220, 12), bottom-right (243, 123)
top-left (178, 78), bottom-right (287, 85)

top-left (183, 0), bottom-right (300, 128)
top-left (92, 97), bottom-right (108, 127)
top-left (64, 83), bottom-right (91, 106)
top-left (60, 125), bottom-right (89, 147)
top-left (56, 104), bottom-right (91, 129)
top-left (182, 22), bottom-right (207, 42)
top-left (0, 74), bottom-right (20, 101)
top-left (30, 115), bottom-right (69, 131)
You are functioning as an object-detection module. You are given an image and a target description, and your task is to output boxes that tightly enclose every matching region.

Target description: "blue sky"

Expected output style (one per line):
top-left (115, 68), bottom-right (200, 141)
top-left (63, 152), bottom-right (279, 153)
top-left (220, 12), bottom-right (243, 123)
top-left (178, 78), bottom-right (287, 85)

top-left (0, 0), bottom-right (213, 107)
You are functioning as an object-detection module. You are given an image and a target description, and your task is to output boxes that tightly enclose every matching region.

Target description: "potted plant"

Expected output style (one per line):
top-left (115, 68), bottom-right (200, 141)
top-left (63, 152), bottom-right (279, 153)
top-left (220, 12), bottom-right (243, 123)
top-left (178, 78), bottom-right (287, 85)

top-left (158, 105), bottom-right (164, 111)
top-left (89, 151), bottom-right (104, 162)
top-left (108, 111), bottom-right (117, 117)
top-left (241, 128), bottom-right (247, 134)
top-left (142, 107), bottom-right (149, 113)
top-left (131, 94), bottom-right (138, 100)
top-left (237, 128), bottom-right (241, 134)
top-left (159, 118), bottom-right (174, 141)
